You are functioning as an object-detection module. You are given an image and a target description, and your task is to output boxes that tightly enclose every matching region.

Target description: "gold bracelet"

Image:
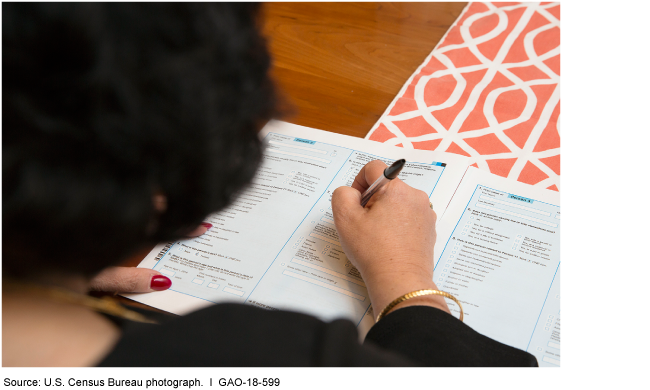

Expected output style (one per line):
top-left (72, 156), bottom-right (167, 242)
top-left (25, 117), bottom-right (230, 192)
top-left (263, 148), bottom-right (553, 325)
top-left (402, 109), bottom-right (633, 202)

top-left (375, 289), bottom-right (464, 323)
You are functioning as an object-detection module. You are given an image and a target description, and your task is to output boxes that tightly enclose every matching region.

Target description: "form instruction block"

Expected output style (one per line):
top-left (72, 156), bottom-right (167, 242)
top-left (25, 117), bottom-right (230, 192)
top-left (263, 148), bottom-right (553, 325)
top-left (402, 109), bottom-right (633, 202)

top-left (282, 270), bottom-right (365, 301)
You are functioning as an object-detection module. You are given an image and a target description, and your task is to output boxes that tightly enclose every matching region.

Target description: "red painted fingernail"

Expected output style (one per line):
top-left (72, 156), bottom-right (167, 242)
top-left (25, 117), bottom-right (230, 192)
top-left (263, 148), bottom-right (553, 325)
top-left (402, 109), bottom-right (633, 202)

top-left (201, 222), bottom-right (213, 229)
top-left (150, 275), bottom-right (172, 291)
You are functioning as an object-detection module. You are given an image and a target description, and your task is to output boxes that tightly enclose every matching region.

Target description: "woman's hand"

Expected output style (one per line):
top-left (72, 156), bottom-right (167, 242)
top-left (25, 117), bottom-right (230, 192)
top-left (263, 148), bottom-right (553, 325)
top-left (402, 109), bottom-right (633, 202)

top-left (88, 222), bottom-right (212, 293)
top-left (331, 160), bottom-right (450, 319)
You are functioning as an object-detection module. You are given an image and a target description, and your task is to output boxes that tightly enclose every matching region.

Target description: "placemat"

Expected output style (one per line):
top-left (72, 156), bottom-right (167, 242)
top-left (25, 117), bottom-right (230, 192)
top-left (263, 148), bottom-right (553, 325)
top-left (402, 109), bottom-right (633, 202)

top-left (366, 2), bottom-right (560, 191)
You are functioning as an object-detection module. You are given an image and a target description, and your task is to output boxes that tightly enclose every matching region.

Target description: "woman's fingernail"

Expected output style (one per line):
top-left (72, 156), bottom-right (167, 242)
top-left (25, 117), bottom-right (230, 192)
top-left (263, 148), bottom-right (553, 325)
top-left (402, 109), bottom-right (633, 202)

top-left (201, 222), bottom-right (213, 229)
top-left (150, 275), bottom-right (172, 291)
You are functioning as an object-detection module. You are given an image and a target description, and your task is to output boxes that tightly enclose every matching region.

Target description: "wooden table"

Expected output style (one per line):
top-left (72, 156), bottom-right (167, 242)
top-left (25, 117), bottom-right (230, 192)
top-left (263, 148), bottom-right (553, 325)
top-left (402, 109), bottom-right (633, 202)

top-left (263, 2), bottom-right (467, 138)
top-left (117, 2), bottom-right (467, 309)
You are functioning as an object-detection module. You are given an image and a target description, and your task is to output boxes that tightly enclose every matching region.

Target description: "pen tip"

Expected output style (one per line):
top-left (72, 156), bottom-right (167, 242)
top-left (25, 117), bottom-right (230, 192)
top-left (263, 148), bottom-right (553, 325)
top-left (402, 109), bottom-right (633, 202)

top-left (384, 159), bottom-right (406, 179)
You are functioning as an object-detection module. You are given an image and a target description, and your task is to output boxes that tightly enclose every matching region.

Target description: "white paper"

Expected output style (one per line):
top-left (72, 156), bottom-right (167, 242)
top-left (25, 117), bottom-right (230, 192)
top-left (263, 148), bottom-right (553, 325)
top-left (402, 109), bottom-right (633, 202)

top-left (434, 167), bottom-right (560, 366)
top-left (125, 120), bottom-right (471, 337)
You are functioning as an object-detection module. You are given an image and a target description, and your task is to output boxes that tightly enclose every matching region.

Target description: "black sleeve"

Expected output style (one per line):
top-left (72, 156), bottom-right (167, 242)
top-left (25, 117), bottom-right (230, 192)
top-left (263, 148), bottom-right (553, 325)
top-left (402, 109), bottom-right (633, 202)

top-left (98, 303), bottom-right (415, 367)
top-left (364, 305), bottom-right (538, 367)
top-left (99, 303), bottom-right (537, 367)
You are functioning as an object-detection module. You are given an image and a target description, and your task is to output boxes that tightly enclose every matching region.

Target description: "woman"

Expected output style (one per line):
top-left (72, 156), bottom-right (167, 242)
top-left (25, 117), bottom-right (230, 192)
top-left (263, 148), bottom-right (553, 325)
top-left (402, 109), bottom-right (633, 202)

top-left (2, 3), bottom-right (537, 366)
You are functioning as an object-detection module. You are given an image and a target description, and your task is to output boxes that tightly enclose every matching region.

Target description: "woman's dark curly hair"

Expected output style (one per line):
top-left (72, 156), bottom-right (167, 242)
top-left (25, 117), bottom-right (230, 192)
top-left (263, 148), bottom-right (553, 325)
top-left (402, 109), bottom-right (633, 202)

top-left (2, 3), bottom-right (277, 278)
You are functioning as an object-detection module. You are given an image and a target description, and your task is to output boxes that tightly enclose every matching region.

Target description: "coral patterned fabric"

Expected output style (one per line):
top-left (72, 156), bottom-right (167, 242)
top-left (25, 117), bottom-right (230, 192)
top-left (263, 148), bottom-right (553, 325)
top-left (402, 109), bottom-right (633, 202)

top-left (366, 2), bottom-right (560, 191)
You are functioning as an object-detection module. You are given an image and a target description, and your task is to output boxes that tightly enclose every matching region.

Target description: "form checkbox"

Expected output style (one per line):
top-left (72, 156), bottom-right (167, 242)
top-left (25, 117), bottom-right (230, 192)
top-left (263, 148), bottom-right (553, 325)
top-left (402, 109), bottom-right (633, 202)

top-left (223, 286), bottom-right (245, 297)
top-left (542, 356), bottom-right (560, 366)
top-left (160, 269), bottom-right (175, 277)
top-left (192, 278), bottom-right (204, 285)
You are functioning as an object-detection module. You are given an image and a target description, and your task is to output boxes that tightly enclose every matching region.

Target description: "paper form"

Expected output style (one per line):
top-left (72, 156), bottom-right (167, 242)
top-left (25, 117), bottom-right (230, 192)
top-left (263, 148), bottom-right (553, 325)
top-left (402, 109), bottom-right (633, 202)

top-left (434, 167), bottom-right (560, 366)
top-left (125, 121), bottom-right (470, 336)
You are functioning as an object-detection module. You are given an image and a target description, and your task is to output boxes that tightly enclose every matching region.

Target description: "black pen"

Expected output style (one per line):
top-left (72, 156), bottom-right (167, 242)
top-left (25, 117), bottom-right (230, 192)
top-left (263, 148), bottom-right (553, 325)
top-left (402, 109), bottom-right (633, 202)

top-left (360, 159), bottom-right (406, 207)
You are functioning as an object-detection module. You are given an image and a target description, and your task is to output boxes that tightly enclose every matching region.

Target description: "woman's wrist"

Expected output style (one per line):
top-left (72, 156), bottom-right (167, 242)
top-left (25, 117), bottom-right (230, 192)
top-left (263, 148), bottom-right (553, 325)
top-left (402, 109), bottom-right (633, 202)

top-left (378, 293), bottom-right (450, 319)
top-left (364, 272), bottom-right (451, 319)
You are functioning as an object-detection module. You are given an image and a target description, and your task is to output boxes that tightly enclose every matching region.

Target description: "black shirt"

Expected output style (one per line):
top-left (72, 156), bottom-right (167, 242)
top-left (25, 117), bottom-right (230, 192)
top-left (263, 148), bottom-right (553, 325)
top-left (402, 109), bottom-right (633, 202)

top-left (97, 303), bottom-right (538, 367)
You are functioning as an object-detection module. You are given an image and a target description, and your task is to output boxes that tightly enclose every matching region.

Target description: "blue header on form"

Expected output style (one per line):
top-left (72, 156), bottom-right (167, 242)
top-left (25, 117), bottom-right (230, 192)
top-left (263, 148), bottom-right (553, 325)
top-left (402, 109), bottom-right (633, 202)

top-left (294, 138), bottom-right (316, 145)
top-left (508, 194), bottom-right (534, 203)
